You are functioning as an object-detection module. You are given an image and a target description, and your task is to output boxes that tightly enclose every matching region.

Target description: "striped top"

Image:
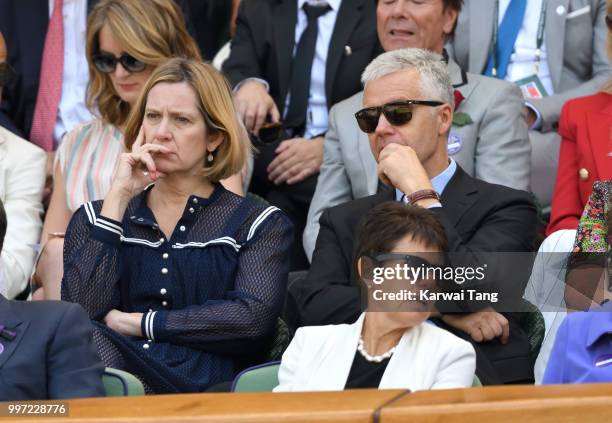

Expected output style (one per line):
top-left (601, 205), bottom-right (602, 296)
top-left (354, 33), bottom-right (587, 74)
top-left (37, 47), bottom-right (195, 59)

top-left (55, 119), bottom-right (124, 211)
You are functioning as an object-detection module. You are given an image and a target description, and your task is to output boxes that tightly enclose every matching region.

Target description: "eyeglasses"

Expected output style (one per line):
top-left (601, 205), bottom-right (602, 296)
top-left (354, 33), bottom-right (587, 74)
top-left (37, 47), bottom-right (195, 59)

top-left (0, 62), bottom-right (16, 86)
top-left (91, 52), bottom-right (146, 74)
top-left (607, 13), bottom-right (612, 31)
top-left (354, 100), bottom-right (444, 133)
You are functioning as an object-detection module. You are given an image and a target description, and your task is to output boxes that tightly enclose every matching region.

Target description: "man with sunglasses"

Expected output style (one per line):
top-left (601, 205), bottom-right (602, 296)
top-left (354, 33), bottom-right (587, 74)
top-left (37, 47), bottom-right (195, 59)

top-left (304, 0), bottom-right (531, 261)
top-left (0, 32), bottom-right (47, 300)
top-left (289, 48), bottom-right (537, 385)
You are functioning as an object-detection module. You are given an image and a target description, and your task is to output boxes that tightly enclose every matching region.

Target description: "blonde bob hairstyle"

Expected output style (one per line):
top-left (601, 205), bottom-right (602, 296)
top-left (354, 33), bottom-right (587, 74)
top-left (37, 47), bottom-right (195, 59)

top-left (86, 0), bottom-right (201, 126)
top-left (124, 58), bottom-right (248, 182)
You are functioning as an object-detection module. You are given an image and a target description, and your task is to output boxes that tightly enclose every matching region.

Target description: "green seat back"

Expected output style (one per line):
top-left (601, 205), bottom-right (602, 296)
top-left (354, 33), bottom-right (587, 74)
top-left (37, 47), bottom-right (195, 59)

top-left (232, 362), bottom-right (280, 392)
top-left (102, 367), bottom-right (145, 396)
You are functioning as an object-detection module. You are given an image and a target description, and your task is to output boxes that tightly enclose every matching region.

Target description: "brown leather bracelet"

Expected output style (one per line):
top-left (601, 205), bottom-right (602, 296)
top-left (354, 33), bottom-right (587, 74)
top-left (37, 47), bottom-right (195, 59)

top-left (403, 189), bottom-right (441, 205)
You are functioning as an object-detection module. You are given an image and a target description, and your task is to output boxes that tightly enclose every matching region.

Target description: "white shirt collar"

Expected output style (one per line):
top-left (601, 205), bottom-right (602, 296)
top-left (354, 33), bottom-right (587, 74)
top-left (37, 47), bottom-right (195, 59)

top-left (297, 0), bottom-right (341, 12)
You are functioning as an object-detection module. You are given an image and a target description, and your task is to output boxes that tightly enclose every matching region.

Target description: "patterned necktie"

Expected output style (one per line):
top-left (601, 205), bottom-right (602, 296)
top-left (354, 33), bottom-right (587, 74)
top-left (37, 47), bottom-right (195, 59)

top-left (30, 0), bottom-right (64, 151)
top-left (283, 2), bottom-right (331, 136)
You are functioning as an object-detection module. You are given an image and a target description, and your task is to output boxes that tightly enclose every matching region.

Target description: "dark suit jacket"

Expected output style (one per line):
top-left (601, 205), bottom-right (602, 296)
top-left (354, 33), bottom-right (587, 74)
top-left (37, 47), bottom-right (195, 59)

top-left (0, 0), bottom-right (193, 138)
top-left (0, 296), bottom-right (105, 400)
top-left (291, 165), bottom-right (538, 384)
top-left (222, 0), bottom-right (381, 117)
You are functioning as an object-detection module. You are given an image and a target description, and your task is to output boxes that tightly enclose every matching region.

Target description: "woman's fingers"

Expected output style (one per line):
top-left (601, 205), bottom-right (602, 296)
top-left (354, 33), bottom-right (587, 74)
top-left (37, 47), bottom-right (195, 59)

top-left (132, 125), bottom-right (145, 149)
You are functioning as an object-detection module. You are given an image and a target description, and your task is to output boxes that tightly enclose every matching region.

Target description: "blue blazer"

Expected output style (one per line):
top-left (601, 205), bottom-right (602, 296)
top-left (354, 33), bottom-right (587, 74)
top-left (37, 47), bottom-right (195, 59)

top-left (0, 296), bottom-right (105, 400)
top-left (544, 301), bottom-right (612, 384)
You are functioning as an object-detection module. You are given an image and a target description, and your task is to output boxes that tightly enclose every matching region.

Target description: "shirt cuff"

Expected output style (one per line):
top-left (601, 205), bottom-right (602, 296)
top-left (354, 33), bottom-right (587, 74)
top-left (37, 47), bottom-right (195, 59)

top-left (234, 77), bottom-right (270, 93)
top-left (427, 203), bottom-right (442, 208)
top-left (141, 310), bottom-right (169, 342)
top-left (90, 215), bottom-right (123, 247)
top-left (525, 102), bottom-right (543, 130)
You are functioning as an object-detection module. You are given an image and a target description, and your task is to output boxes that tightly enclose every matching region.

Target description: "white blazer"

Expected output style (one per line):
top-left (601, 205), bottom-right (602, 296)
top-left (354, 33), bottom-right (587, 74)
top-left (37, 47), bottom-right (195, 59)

top-left (0, 126), bottom-right (46, 298)
top-left (274, 314), bottom-right (476, 392)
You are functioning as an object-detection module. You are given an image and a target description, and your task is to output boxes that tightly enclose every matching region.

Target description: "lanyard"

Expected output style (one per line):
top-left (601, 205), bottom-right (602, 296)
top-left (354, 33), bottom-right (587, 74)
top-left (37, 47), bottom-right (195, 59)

top-left (491, 0), bottom-right (548, 77)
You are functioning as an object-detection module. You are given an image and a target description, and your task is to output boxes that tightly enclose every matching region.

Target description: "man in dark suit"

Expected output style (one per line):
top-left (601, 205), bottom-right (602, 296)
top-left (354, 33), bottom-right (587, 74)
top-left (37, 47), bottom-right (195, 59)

top-left (222, 0), bottom-right (380, 269)
top-left (0, 200), bottom-right (105, 400)
top-left (290, 48), bottom-right (537, 385)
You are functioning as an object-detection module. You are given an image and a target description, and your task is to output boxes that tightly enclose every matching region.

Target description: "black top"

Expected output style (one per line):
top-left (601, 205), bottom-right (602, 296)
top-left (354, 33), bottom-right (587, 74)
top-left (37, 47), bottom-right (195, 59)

top-left (344, 350), bottom-right (391, 389)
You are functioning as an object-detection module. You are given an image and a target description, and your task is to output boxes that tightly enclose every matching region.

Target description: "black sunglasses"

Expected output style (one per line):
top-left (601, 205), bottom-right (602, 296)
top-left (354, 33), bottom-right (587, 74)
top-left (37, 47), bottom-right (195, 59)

top-left (355, 100), bottom-right (444, 133)
top-left (0, 62), bottom-right (16, 86)
top-left (254, 121), bottom-right (294, 145)
top-left (92, 52), bottom-right (146, 74)
top-left (607, 13), bottom-right (612, 31)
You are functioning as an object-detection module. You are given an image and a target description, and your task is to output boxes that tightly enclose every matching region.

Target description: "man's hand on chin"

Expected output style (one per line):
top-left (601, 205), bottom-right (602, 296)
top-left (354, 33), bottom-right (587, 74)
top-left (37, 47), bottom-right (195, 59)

top-left (377, 143), bottom-right (433, 195)
top-left (267, 136), bottom-right (324, 185)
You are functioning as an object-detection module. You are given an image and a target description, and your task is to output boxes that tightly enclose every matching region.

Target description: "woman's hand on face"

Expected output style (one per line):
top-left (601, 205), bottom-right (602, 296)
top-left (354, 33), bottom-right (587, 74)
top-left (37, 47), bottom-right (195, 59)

top-left (112, 126), bottom-right (171, 199)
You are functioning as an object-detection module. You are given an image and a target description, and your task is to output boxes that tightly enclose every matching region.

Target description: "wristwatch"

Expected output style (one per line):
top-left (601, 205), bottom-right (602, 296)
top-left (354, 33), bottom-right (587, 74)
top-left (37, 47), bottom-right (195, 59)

top-left (402, 189), bottom-right (441, 206)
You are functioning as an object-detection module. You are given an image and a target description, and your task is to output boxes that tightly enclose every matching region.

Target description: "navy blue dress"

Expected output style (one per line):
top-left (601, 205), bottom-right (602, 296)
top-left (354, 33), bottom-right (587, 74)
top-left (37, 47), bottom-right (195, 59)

top-left (61, 184), bottom-right (292, 393)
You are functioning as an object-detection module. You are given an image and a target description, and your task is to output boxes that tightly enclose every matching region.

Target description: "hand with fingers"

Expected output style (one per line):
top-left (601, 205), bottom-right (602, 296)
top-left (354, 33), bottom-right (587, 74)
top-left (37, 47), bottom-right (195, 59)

top-left (377, 143), bottom-right (432, 195)
top-left (234, 79), bottom-right (280, 134)
top-left (441, 307), bottom-right (510, 344)
top-left (101, 126), bottom-right (171, 221)
top-left (267, 136), bottom-right (324, 185)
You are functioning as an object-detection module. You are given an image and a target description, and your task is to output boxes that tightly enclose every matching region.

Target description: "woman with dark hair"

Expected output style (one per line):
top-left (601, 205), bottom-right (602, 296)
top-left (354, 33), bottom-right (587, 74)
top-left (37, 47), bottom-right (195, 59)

top-left (274, 202), bottom-right (475, 392)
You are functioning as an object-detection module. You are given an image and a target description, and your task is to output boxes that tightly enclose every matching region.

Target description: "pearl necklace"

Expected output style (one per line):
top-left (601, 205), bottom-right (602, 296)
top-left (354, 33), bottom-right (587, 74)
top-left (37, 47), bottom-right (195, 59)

top-left (357, 336), bottom-right (396, 363)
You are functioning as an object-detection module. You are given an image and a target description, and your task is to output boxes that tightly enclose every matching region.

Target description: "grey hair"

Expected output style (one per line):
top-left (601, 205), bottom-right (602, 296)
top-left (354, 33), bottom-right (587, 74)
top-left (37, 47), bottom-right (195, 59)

top-left (361, 48), bottom-right (454, 108)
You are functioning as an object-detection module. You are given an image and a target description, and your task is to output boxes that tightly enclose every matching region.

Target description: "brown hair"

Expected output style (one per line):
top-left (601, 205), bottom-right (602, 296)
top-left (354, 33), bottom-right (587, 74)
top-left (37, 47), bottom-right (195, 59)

top-left (353, 201), bottom-right (448, 278)
top-left (124, 58), bottom-right (248, 182)
top-left (86, 0), bottom-right (201, 126)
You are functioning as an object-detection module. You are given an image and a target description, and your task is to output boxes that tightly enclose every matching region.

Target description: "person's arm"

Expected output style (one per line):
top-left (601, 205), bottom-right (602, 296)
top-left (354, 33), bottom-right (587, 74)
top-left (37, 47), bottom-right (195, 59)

top-left (221, 1), bottom-right (264, 87)
top-left (40, 159), bottom-right (73, 244)
top-left (273, 326), bottom-right (306, 392)
top-left (472, 80), bottom-right (531, 191)
top-left (47, 302), bottom-right (105, 399)
top-left (546, 101), bottom-right (582, 235)
top-left (141, 210), bottom-right (293, 353)
top-left (298, 209), bottom-right (362, 326)
top-left (529, 0), bottom-right (611, 131)
top-left (430, 338), bottom-right (476, 389)
top-left (303, 103), bottom-right (354, 261)
top-left (1, 145), bottom-right (46, 299)
top-left (542, 315), bottom-right (570, 384)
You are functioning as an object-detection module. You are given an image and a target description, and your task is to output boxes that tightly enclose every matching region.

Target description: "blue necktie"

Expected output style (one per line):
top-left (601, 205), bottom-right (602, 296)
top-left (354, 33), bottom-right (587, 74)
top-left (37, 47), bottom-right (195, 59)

top-left (484, 0), bottom-right (527, 79)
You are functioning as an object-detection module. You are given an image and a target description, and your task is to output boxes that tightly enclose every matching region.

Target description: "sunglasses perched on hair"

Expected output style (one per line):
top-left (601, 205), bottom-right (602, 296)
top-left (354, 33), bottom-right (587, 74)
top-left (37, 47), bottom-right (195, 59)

top-left (92, 52), bottom-right (146, 73)
top-left (607, 13), bottom-right (612, 31)
top-left (0, 62), bottom-right (16, 86)
top-left (355, 100), bottom-right (444, 133)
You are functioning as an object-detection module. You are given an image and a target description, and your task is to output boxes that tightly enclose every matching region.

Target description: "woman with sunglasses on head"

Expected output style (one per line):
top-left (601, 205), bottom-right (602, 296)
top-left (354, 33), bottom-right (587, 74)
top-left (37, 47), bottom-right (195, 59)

top-left (274, 201), bottom-right (475, 392)
top-left (546, 1), bottom-right (612, 237)
top-left (61, 57), bottom-right (293, 393)
top-left (34, 0), bottom-right (243, 300)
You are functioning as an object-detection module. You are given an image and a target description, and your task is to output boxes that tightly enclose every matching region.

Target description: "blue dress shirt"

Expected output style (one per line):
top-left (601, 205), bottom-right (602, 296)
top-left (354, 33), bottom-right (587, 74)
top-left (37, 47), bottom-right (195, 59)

top-left (395, 159), bottom-right (457, 207)
top-left (543, 301), bottom-right (612, 384)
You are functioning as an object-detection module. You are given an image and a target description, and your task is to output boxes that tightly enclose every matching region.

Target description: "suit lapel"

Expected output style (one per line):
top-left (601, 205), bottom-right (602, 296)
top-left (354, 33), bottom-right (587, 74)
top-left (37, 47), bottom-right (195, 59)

top-left (440, 166), bottom-right (479, 228)
top-left (546, 0), bottom-right (570, 91)
top-left (273, 0), bottom-right (298, 107)
top-left (325, 0), bottom-right (364, 103)
top-left (0, 297), bottom-right (28, 370)
top-left (469, 0), bottom-right (495, 74)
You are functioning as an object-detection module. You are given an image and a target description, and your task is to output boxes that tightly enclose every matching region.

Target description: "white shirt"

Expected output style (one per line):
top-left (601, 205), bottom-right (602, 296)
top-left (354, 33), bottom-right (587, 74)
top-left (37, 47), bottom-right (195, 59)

top-left (285, 0), bottom-right (340, 138)
top-left (498, 0), bottom-right (555, 96)
top-left (49, 0), bottom-right (93, 147)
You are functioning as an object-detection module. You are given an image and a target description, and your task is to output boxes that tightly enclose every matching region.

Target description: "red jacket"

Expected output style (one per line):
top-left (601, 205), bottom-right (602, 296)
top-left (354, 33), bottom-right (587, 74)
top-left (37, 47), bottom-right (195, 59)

top-left (547, 92), bottom-right (612, 235)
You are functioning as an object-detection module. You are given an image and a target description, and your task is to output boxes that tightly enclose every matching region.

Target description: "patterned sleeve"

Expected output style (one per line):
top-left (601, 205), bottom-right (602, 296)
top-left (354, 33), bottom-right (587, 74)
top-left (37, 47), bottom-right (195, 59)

top-left (61, 201), bottom-right (123, 320)
top-left (141, 210), bottom-right (293, 354)
top-left (572, 181), bottom-right (611, 253)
